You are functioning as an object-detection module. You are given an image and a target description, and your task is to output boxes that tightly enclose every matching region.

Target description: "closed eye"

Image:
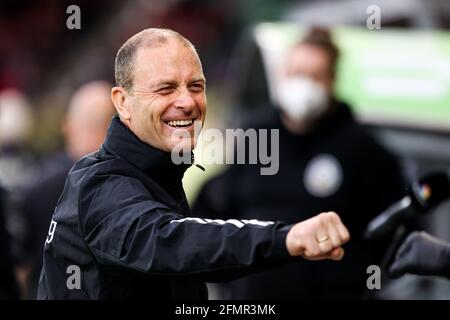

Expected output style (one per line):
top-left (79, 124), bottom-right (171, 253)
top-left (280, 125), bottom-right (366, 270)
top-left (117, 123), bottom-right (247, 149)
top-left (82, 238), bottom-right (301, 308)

top-left (155, 86), bottom-right (175, 95)
top-left (189, 83), bottom-right (205, 93)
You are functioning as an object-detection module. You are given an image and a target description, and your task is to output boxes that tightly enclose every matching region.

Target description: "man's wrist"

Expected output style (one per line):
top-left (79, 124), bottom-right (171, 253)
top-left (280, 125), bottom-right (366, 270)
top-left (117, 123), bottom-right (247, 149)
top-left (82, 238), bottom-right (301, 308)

top-left (272, 224), bottom-right (294, 260)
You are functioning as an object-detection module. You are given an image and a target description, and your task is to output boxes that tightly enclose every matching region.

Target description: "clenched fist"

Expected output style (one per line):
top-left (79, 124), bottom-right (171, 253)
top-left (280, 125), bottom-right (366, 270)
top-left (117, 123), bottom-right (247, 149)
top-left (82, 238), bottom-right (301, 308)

top-left (286, 211), bottom-right (350, 261)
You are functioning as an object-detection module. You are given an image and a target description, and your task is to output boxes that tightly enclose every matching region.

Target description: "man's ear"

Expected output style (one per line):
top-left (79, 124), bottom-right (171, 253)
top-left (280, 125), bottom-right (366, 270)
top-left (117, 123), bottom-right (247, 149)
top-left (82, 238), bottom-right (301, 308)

top-left (111, 87), bottom-right (131, 121)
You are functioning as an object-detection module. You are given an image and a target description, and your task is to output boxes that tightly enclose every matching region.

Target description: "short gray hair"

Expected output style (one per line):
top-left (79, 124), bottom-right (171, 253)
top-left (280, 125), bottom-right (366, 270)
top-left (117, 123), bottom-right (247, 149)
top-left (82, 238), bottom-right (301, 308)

top-left (114, 28), bottom-right (195, 92)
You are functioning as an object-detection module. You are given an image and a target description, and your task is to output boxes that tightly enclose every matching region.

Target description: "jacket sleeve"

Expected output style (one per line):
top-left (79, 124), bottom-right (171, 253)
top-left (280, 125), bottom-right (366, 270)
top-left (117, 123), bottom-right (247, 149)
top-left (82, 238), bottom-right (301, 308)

top-left (79, 174), bottom-right (294, 282)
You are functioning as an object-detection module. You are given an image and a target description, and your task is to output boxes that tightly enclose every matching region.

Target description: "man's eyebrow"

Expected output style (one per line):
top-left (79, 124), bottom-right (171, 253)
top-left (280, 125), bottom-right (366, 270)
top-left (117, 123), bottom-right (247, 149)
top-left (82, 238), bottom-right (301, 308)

top-left (151, 80), bottom-right (178, 88)
top-left (189, 77), bottom-right (206, 84)
top-left (150, 77), bottom-right (206, 88)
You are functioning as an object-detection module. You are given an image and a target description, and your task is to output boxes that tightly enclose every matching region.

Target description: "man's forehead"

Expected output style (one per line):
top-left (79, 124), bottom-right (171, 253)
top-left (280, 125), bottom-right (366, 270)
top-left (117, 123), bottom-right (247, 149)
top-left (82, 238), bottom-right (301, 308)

top-left (136, 40), bottom-right (200, 65)
top-left (134, 42), bottom-right (203, 83)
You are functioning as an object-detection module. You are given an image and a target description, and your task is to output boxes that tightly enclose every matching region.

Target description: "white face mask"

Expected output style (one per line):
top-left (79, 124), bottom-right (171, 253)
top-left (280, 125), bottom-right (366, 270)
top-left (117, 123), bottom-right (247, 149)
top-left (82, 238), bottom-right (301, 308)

top-left (277, 77), bottom-right (329, 122)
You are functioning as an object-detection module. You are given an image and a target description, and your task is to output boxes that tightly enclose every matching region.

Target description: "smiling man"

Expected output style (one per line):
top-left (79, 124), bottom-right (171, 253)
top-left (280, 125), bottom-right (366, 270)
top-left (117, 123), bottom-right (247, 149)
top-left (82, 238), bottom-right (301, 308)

top-left (111, 30), bottom-right (206, 153)
top-left (37, 28), bottom-right (350, 300)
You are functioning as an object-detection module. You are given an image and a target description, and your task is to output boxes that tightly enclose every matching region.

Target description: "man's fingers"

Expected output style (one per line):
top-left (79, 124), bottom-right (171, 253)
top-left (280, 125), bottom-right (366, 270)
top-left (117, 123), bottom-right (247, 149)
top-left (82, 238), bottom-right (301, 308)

top-left (286, 211), bottom-right (351, 260)
top-left (328, 212), bottom-right (350, 244)
top-left (303, 238), bottom-right (322, 258)
top-left (329, 247), bottom-right (344, 261)
top-left (306, 212), bottom-right (350, 259)
top-left (317, 240), bottom-right (334, 255)
top-left (316, 223), bottom-right (334, 254)
top-left (326, 221), bottom-right (343, 248)
top-left (304, 247), bottom-right (345, 261)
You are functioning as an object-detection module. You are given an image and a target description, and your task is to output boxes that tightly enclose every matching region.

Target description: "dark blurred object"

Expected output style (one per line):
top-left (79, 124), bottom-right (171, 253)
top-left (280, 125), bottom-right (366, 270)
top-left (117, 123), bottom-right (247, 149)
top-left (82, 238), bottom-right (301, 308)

top-left (0, 0), bottom-right (120, 95)
top-left (389, 231), bottom-right (450, 279)
top-left (366, 172), bottom-right (450, 239)
top-left (0, 186), bottom-right (20, 299)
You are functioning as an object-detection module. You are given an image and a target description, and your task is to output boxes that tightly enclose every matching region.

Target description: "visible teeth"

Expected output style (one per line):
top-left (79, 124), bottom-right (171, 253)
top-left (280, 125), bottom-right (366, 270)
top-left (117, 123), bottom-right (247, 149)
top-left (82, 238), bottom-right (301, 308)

top-left (167, 120), bottom-right (193, 127)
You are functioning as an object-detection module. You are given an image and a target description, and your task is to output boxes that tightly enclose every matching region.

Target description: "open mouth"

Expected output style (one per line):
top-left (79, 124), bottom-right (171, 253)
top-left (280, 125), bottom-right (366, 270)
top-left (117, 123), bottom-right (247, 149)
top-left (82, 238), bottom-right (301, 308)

top-left (164, 119), bottom-right (194, 128)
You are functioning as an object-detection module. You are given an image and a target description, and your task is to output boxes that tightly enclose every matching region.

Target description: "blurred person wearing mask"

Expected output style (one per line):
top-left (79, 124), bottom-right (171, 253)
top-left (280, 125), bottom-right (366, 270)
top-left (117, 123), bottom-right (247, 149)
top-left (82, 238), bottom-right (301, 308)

top-left (19, 81), bottom-right (115, 299)
top-left (193, 27), bottom-right (406, 299)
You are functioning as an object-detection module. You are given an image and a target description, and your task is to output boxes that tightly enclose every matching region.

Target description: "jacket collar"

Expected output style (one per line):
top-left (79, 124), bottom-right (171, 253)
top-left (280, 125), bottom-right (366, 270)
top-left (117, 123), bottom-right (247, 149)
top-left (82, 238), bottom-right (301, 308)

top-left (102, 115), bottom-right (191, 180)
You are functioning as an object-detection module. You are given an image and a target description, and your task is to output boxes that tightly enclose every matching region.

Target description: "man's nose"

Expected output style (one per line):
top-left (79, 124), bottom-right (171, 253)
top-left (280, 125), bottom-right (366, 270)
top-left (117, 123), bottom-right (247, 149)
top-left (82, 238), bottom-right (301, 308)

top-left (173, 87), bottom-right (196, 112)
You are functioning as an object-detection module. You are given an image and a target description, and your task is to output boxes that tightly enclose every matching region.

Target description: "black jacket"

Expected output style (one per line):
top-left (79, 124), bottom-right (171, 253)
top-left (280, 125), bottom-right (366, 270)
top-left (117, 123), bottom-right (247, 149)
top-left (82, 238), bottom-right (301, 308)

top-left (193, 102), bottom-right (406, 299)
top-left (37, 115), bottom-right (292, 300)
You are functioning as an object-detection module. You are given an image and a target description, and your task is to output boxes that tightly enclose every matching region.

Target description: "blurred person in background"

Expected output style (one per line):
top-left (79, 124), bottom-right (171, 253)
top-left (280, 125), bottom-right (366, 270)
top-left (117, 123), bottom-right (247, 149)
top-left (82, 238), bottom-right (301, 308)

top-left (193, 27), bottom-right (406, 299)
top-left (0, 185), bottom-right (20, 299)
top-left (19, 81), bottom-right (115, 299)
top-left (0, 88), bottom-right (35, 194)
top-left (0, 88), bottom-right (35, 299)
